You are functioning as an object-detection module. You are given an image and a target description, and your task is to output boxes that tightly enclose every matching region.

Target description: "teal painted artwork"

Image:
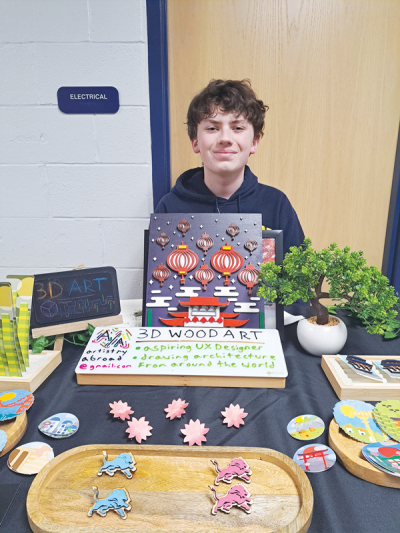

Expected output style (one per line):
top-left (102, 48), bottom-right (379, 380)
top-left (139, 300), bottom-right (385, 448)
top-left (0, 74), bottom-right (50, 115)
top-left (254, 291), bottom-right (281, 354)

top-left (293, 444), bottom-right (336, 473)
top-left (38, 413), bottom-right (79, 438)
top-left (0, 389), bottom-right (34, 422)
top-left (362, 442), bottom-right (400, 476)
top-left (0, 429), bottom-right (7, 452)
top-left (333, 400), bottom-right (388, 444)
top-left (287, 414), bottom-right (325, 441)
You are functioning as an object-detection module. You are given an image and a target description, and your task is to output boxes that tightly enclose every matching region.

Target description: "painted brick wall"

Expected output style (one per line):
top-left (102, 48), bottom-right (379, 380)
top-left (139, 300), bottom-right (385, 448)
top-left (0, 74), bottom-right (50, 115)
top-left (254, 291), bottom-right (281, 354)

top-left (0, 0), bottom-right (153, 299)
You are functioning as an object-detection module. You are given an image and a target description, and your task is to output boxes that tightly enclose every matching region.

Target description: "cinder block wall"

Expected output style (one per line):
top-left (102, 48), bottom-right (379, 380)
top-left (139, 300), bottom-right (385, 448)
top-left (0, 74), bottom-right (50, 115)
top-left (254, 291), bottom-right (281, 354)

top-left (0, 0), bottom-right (153, 299)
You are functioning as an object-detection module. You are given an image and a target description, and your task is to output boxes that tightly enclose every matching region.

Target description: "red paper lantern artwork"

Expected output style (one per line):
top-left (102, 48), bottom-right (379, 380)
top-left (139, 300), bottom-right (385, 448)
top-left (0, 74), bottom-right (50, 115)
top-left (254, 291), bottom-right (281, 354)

top-left (167, 242), bottom-right (199, 285)
top-left (152, 263), bottom-right (171, 287)
top-left (211, 245), bottom-right (243, 286)
top-left (194, 264), bottom-right (215, 290)
top-left (177, 219), bottom-right (191, 236)
top-left (238, 263), bottom-right (260, 295)
top-left (196, 233), bottom-right (214, 255)
top-left (226, 222), bottom-right (240, 241)
top-left (156, 232), bottom-right (170, 250)
top-left (244, 237), bottom-right (258, 255)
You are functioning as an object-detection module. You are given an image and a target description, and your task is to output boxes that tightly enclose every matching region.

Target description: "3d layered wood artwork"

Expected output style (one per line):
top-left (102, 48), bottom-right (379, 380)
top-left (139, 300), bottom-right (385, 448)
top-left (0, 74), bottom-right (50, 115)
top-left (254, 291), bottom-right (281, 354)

top-left (145, 214), bottom-right (263, 329)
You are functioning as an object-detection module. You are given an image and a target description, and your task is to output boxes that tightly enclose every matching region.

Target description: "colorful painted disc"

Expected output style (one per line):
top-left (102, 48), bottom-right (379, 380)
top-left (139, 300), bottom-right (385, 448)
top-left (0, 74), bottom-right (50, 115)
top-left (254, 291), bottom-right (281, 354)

top-left (293, 444), bottom-right (336, 473)
top-left (287, 414), bottom-right (325, 440)
top-left (374, 400), bottom-right (400, 443)
top-left (0, 429), bottom-right (7, 452)
top-left (0, 389), bottom-right (34, 421)
top-left (362, 442), bottom-right (400, 476)
top-left (38, 413), bottom-right (79, 438)
top-left (7, 442), bottom-right (54, 475)
top-left (333, 400), bottom-right (389, 444)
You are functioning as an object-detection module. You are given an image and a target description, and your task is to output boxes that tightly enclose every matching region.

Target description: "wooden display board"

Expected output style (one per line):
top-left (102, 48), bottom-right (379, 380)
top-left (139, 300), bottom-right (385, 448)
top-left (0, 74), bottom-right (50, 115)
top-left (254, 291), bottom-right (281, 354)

top-left (0, 350), bottom-right (61, 393)
top-left (27, 444), bottom-right (313, 533)
top-left (329, 419), bottom-right (400, 489)
top-left (0, 412), bottom-right (27, 458)
top-left (75, 327), bottom-right (287, 388)
top-left (321, 355), bottom-right (400, 401)
top-left (31, 315), bottom-right (123, 339)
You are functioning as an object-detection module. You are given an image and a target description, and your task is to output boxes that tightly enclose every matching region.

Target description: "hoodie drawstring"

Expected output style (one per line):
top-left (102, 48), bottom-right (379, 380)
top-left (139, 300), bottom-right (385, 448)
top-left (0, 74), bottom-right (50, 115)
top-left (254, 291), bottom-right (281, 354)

top-left (214, 195), bottom-right (242, 213)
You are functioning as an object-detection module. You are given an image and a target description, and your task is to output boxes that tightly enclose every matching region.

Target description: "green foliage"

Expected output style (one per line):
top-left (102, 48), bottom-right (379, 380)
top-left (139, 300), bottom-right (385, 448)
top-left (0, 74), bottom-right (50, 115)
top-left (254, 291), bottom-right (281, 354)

top-left (29, 335), bottom-right (55, 353)
top-left (29, 323), bottom-right (96, 353)
top-left (257, 238), bottom-right (400, 338)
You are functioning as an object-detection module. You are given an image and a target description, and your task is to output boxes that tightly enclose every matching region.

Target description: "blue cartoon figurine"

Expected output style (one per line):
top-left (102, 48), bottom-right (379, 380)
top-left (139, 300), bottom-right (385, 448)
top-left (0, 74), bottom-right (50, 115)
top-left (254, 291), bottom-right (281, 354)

top-left (97, 451), bottom-right (136, 479)
top-left (88, 486), bottom-right (131, 519)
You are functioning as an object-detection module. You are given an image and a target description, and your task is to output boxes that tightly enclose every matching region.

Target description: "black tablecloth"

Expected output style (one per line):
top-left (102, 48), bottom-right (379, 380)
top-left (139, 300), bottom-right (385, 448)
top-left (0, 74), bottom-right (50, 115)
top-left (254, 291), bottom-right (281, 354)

top-left (1, 304), bottom-right (400, 532)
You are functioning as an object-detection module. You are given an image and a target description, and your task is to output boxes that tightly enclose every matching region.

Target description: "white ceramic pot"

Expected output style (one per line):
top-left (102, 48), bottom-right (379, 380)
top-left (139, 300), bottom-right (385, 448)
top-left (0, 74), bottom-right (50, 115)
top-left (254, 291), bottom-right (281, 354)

top-left (297, 315), bottom-right (347, 356)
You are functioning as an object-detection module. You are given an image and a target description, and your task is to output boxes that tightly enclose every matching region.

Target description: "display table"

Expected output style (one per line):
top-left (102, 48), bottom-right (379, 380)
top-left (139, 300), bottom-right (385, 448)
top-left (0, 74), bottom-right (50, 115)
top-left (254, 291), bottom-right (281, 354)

top-left (1, 304), bottom-right (399, 533)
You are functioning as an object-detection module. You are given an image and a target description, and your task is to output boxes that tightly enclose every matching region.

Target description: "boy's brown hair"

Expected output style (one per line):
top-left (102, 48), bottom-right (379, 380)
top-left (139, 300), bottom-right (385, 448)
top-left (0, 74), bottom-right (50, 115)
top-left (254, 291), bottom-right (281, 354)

top-left (186, 79), bottom-right (268, 141)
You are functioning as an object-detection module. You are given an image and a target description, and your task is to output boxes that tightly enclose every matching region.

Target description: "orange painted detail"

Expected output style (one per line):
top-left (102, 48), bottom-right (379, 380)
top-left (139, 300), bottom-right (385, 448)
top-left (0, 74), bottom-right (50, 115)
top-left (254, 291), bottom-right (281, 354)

top-left (178, 297), bottom-right (229, 307)
top-left (223, 318), bottom-right (250, 328)
top-left (159, 318), bottom-right (185, 326)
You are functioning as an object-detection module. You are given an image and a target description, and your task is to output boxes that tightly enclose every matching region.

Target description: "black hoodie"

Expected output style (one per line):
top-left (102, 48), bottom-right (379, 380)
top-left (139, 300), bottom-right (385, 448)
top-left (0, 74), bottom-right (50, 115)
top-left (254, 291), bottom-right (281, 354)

top-left (155, 166), bottom-right (304, 256)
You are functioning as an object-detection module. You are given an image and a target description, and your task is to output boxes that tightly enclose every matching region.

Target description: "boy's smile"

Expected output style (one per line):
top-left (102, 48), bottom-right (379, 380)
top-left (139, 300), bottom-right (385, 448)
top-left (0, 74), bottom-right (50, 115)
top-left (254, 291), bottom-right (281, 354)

top-left (191, 109), bottom-right (259, 184)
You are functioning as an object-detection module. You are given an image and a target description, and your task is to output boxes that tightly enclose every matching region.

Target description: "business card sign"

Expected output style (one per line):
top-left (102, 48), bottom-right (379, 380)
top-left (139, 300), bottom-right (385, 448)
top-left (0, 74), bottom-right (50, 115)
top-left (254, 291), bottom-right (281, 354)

top-left (57, 86), bottom-right (119, 114)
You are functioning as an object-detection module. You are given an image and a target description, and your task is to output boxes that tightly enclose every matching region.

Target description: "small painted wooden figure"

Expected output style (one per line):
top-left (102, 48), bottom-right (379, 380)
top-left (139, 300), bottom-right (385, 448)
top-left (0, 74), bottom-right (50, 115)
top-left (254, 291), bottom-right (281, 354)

top-left (211, 457), bottom-right (252, 485)
top-left (209, 484), bottom-right (253, 515)
top-left (88, 486), bottom-right (131, 519)
top-left (97, 451), bottom-right (136, 479)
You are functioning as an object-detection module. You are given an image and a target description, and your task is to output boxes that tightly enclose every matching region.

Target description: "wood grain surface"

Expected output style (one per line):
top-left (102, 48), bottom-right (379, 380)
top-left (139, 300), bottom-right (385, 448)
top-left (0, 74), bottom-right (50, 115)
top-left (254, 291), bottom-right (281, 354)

top-left (0, 350), bottom-right (61, 393)
top-left (168, 0), bottom-right (400, 270)
top-left (329, 419), bottom-right (400, 489)
top-left (321, 355), bottom-right (400, 400)
top-left (77, 373), bottom-right (286, 388)
top-left (27, 444), bottom-right (313, 533)
top-left (0, 411), bottom-right (27, 457)
top-left (31, 315), bottom-right (123, 338)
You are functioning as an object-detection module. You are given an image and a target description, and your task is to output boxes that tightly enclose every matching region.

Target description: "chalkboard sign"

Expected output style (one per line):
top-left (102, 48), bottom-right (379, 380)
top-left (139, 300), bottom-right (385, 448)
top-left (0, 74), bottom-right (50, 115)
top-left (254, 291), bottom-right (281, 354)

top-left (31, 267), bottom-right (120, 328)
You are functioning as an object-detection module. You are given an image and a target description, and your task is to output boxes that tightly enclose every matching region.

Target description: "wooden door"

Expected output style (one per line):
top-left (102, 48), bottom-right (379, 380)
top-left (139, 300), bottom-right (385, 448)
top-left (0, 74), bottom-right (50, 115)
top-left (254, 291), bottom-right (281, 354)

top-left (167, 0), bottom-right (400, 268)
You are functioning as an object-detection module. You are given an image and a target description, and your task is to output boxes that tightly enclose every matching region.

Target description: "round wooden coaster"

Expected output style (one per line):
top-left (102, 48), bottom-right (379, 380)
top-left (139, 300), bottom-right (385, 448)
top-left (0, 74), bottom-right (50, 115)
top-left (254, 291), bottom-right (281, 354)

top-left (0, 412), bottom-right (27, 457)
top-left (329, 418), bottom-right (400, 489)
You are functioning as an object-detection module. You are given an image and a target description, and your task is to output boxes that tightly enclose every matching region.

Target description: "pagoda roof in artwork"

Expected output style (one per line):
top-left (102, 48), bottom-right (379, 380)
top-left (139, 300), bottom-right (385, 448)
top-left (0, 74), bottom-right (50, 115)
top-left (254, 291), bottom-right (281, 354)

top-left (302, 446), bottom-right (327, 454)
top-left (178, 297), bottom-right (229, 308)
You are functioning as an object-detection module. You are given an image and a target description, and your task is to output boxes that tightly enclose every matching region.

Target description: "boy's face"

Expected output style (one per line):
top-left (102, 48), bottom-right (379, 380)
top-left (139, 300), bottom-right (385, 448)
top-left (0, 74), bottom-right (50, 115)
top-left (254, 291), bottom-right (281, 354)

top-left (191, 109), bottom-right (259, 178)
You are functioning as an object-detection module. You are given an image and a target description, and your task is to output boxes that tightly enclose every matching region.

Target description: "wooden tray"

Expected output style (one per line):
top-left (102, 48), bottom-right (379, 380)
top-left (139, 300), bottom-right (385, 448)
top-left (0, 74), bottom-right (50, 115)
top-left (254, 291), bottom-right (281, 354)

top-left (0, 349), bottom-right (61, 393)
top-left (321, 355), bottom-right (400, 400)
top-left (329, 419), bottom-right (400, 489)
top-left (27, 444), bottom-right (313, 533)
top-left (0, 412), bottom-right (27, 457)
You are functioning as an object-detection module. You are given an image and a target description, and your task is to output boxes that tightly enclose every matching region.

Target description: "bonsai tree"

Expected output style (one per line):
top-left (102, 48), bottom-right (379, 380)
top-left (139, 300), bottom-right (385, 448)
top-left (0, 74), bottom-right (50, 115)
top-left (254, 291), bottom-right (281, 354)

top-left (257, 238), bottom-right (400, 338)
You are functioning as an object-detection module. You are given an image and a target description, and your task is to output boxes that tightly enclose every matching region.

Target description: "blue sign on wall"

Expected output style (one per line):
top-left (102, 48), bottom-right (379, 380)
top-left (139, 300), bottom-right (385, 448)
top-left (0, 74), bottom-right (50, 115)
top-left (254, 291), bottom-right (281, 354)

top-left (57, 87), bottom-right (119, 114)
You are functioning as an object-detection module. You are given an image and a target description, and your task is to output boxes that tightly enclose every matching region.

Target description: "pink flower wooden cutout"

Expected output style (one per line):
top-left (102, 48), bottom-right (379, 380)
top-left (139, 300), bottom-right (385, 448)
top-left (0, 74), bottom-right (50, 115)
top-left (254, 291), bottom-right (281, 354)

top-left (109, 401), bottom-right (134, 421)
top-left (126, 417), bottom-right (153, 443)
top-left (221, 404), bottom-right (248, 428)
top-left (165, 398), bottom-right (189, 420)
top-left (181, 419), bottom-right (209, 446)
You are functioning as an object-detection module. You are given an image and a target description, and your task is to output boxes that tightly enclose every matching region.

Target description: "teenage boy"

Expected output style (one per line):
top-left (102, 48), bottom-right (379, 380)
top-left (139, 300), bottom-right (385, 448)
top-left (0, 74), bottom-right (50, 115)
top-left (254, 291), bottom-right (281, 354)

top-left (155, 79), bottom-right (304, 255)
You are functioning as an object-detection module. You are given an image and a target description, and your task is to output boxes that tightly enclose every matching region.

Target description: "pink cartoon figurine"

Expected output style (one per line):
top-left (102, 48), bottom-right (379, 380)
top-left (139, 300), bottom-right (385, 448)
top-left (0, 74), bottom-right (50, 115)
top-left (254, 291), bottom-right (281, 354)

top-left (211, 457), bottom-right (252, 485)
top-left (209, 484), bottom-right (253, 515)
